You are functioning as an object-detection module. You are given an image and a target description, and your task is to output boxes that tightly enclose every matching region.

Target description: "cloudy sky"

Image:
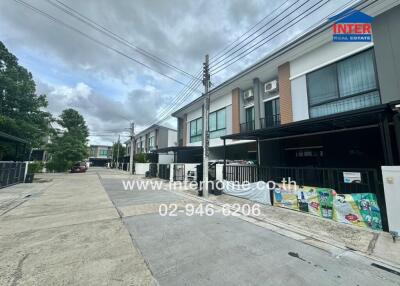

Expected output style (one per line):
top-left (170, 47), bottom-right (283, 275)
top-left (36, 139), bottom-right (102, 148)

top-left (0, 0), bottom-right (352, 145)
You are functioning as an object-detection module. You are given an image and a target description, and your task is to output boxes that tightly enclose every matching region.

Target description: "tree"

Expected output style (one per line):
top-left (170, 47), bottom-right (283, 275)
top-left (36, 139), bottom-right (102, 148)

top-left (0, 41), bottom-right (51, 160)
top-left (47, 109), bottom-right (89, 172)
top-left (111, 141), bottom-right (126, 163)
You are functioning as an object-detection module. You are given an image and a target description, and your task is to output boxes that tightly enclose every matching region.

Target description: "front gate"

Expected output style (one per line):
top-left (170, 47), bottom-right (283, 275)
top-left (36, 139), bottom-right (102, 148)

top-left (158, 164), bottom-right (170, 180)
top-left (173, 164), bottom-right (185, 181)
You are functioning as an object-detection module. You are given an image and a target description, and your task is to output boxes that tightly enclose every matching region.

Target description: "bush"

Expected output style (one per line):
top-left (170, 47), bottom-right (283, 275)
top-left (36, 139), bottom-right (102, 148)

top-left (28, 161), bottom-right (44, 173)
top-left (134, 153), bottom-right (148, 163)
top-left (46, 159), bottom-right (73, 172)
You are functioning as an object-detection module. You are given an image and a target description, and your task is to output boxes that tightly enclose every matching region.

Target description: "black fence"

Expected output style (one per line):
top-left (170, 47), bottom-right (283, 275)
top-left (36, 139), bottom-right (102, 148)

top-left (173, 164), bottom-right (185, 181)
top-left (260, 114), bottom-right (281, 128)
top-left (225, 165), bottom-right (381, 195)
top-left (0, 162), bottom-right (27, 188)
top-left (158, 164), bottom-right (170, 180)
top-left (225, 164), bottom-right (388, 230)
top-left (149, 163), bottom-right (157, 177)
top-left (240, 120), bottom-right (255, 133)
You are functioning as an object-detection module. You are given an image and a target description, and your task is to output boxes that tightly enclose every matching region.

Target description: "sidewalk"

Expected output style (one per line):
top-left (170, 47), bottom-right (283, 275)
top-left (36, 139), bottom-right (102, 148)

top-left (175, 185), bottom-right (400, 269)
top-left (0, 172), bottom-right (155, 286)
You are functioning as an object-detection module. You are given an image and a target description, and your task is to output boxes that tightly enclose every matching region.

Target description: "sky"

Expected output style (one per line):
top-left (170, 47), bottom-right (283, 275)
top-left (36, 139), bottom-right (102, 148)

top-left (0, 0), bottom-right (353, 145)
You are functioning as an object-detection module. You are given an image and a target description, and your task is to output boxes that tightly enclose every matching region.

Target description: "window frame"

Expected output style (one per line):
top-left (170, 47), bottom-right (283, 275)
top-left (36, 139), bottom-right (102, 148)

top-left (189, 117), bottom-right (203, 143)
top-left (306, 48), bottom-right (381, 111)
top-left (209, 107), bottom-right (226, 132)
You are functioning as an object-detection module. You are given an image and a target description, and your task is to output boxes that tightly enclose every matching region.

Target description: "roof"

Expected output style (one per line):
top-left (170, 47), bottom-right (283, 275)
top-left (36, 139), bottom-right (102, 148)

top-left (134, 124), bottom-right (177, 138)
top-left (329, 8), bottom-right (374, 23)
top-left (171, 0), bottom-right (383, 118)
top-left (221, 103), bottom-right (395, 141)
top-left (154, 146), bottom-right (202, 153)
top-left (0, 131), bottom-right (30, 144)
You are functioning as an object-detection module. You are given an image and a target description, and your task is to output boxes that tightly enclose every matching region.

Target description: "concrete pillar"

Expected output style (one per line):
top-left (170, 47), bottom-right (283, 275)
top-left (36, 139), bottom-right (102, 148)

top-left (253, 78), bottom-right (261, 129)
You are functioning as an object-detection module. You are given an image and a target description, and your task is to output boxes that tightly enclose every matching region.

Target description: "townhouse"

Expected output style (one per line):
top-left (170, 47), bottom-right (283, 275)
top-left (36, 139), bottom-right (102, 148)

top-left (125, 124), bottom-right (178, 162)
top-left (89, 145), bottom-right (112, 166)
top-left (172, 0), bottom-right (400, 169)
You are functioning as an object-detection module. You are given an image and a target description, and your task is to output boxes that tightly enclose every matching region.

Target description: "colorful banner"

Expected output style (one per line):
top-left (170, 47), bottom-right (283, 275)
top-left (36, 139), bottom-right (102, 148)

top-left (333, 193), bottom-right (382, 230)
top-left (273, 186), bottom-right (382, 230)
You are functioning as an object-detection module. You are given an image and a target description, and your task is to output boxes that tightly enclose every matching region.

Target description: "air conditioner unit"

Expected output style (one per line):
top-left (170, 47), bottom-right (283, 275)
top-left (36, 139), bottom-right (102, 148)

top-left (243, 89), bottom-right (254, 100)
top-left (264, 80), bottom-right (278, 93)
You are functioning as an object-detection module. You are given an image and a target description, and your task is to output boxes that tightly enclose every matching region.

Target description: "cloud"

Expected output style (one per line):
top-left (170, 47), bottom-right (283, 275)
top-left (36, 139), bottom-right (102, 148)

top-left (1, 0), bottom-right (351, 145)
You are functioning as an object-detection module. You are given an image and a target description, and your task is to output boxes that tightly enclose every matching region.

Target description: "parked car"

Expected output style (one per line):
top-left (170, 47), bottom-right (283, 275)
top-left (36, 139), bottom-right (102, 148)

top-left (70, 162), bottom-right (87, 173)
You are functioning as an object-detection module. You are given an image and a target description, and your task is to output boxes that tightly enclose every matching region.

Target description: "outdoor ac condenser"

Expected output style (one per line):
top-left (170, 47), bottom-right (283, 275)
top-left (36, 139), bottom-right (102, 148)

top-left (264, 80), bottom-right (278, 93)
top-left (243, 89), bottom-right (254, 100)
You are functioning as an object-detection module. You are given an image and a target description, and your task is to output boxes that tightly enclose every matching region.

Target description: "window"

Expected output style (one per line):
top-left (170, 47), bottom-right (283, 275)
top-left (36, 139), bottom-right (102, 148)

top-left (307, 49), bottom-right (380, 118)
top-left (148, 137), bottom-right (155, 150)
top-left (244, 106), bottom-right (255, 131)
top-left (190, 117), bottom-right (202, 143)
top-left (99, 149), bottom-right (108, 156)
top-left (209, 108), bottom-right (226, 139)
top-left (264, 98), bottom-right (280, 127)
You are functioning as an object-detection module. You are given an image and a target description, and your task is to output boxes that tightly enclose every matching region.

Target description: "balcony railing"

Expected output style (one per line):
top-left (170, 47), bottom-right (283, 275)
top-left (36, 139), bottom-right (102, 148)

top-left (260, 114), bottom-right (281, 129)
top-left (240, 120), bottom-right (255, 133)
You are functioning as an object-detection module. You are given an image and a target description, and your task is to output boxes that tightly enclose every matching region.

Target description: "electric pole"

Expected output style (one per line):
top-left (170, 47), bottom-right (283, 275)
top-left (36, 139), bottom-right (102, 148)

top-left (116, 134), bottom-right (120, 168)
top-left (111, 141), bottom-right (114, 168)
top-left (202, 54), bottom-right (210, 198)
top-left (129, 122), bottom-right (135, 174)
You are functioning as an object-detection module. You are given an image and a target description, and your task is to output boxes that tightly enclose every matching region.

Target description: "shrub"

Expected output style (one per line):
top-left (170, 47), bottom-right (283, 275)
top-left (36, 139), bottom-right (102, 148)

top-left (28, 161), bottom-right (44, 173)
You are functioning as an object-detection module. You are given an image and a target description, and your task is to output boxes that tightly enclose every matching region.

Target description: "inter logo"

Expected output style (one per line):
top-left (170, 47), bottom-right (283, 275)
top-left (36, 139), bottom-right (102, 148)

top-left (329, 9), bottom-right (373, 42)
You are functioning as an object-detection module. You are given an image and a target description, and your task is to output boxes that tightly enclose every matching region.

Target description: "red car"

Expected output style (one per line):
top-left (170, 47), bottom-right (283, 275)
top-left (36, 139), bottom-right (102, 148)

top-left (70, 162), bottom-right (87, 173)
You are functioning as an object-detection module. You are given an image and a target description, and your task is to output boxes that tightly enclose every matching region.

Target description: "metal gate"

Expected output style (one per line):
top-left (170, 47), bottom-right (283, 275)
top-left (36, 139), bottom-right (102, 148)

top-left (158, 164), bottom-right (170, 180)
top-left (0, 162), bottom-right (27, 188)
top-left (149, 163), bottom-right (157, 177)
top-left (173, 164), bottom-right (185, 181)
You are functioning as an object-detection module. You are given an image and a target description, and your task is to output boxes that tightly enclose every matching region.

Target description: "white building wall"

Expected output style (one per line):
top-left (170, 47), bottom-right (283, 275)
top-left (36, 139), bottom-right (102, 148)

top-left (290, 41), bottom-right (373, 80)
top-left (167, 129), bottom-right (177, 147)
top-left (291, 75), bottom-right (309, 122)
top-left (289, 41), bottom-right (373, 122)
top-left (186, 93), bottom-right (233, 147)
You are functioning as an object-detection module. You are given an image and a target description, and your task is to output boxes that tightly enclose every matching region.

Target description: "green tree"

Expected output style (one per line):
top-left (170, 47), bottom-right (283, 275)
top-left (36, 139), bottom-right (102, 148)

top-left (47, 109), bottom-right (89, 172)
top-left (0, 41), bottom-right (51, 160)
top-left (111, 142), bottom-right (126, 163)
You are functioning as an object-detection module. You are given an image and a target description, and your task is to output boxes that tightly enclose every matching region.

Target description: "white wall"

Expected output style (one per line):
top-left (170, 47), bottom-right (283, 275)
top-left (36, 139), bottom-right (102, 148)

top-left (167, 129), bottom-right (177, 147)
top-left (382, 166), bottom-right (400, 234)
top-left (135, 163), bottom-right (150, 175)
top-left (290, 41), bottom-right (373, 80)
top-left (159, 153), bottom-right (174, 164)
top-left (186, 93), bottom-right (232, 147)
top-left (291, 75), bottom-right (309, 122)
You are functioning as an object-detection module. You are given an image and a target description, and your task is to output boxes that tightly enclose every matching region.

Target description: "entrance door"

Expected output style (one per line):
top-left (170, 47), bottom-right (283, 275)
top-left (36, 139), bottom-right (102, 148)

top-left (245, 106), bottom-right (254, 131)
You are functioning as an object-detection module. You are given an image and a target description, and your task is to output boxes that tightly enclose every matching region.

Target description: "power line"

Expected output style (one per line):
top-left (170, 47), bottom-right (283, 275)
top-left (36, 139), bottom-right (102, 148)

top-left (44, 0), bottom-right (200, 82)
top-left (209, 0), bottom-right (295, 65)
top-left (210, 0), bottom-right (315, 72)
top-left (13, 0), bottom-right (201, 91)
top-left (211, 0), bottom-right (332, 75)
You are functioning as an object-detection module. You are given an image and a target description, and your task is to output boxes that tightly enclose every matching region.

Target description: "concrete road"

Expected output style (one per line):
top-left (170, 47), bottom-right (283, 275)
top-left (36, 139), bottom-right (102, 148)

top-left (1, 168), bottom-right (399, 286)
top-left (97, 168), bottom-right (400, 286)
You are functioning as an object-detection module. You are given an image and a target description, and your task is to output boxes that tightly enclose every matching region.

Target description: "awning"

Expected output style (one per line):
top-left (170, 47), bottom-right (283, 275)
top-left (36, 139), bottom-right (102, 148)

top-left (222, 103), bottom-right (395, 141)
top-left (0, 131), bottom-right (30, 144)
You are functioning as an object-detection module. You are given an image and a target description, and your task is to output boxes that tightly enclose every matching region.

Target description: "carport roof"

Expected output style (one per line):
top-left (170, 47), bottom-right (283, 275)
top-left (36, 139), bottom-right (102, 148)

top-left (221, 103), bottom-right (396, 141)
top-left (154, 146), bottom-right (202, 153)
top-left (0, 131), bottom-right (29, 144)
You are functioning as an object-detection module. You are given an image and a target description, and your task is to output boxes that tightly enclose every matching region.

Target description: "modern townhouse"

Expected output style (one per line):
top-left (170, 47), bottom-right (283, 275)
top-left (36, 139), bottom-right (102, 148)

top-left (126, 124), bottom-right (177, 157)
top-left (172, 0), bottom-right (400, 230)
top-left (89, 145), bottom-right (112, 166)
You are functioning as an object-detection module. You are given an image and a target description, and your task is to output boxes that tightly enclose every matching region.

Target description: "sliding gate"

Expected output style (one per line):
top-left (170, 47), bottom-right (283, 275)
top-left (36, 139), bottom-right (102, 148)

top-left (0, 162), bottom-right (27, 188)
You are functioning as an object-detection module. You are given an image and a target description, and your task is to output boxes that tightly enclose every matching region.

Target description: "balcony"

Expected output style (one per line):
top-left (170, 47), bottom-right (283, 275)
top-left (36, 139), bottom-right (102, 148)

top-left (240, 120), bottom-right (255, 133)
top-left (260, 114), bottom-right (281, 129)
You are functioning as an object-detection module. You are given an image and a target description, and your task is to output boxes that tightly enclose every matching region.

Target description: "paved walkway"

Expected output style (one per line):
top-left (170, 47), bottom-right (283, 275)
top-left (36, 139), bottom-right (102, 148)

top-left (0, 170), bottom-right (155, 286)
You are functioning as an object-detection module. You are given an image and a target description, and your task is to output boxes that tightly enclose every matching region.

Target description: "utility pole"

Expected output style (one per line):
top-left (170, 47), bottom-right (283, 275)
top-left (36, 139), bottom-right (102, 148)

top-left (129, 122), bottom-right (135, 174)
top-left (116, 134), bottom-right (120, 169)
top-left (111, 141), bottom-right (114, 168)
top-left (202, 54), bottom-right (210, 198)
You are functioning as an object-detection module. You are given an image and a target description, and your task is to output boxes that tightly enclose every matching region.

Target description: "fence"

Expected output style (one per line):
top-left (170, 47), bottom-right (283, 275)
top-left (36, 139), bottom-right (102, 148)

top-left (158, 164), bottom-right (170, 180)
top-left (0, 162), bottom-right (27, 188)
top-left (225, 165), bottom-right (382, 195)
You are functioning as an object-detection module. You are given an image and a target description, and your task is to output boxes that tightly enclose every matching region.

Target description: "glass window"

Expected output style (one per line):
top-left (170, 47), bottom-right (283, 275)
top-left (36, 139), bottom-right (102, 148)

top-left (337, 49), bottom-right (377, 97)
top-left (308, 64), bottom-right (338, 105)
top-left (246, 106), bottom-right (254, 122)
top-left (190, 117), bottom-right (202, 143)
top-left (307, 49), bottom-right (380, 118)
top-left (209, 108), bottom-right (226, 138)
